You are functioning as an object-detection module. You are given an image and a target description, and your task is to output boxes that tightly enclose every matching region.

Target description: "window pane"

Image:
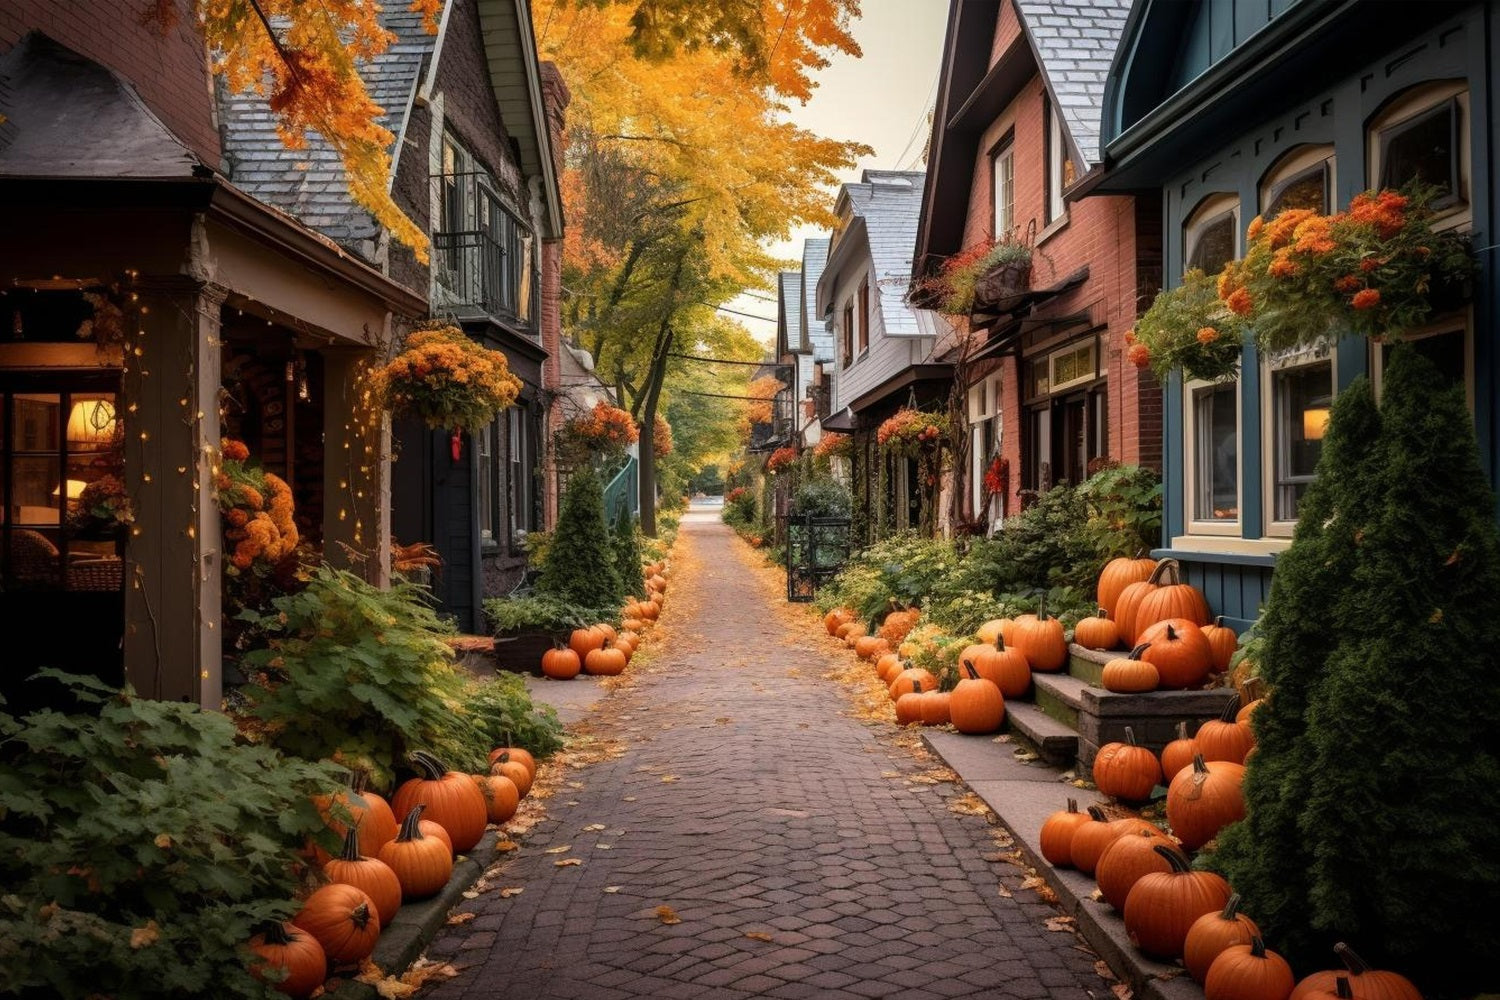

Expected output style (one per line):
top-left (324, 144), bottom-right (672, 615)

top-left (1380, 330), bottom-right (1466, 391)
top-left (477, 423), bottom-right (494, 542)
top-left (1267, 164), bottom-right (1328, 216)
top-left (12, 394), bottom-right (59, 451)
top-left (7, 526), bottom-right (61, 590)
top-left (1188, 213), bottom-right (1236, 275)
top-left (12, 455), bottom-right (62, 524)
top-left (1274, 362), bottom-right (1331, 520)
top-left (1381, 103), bottom-right (1456, 201)
top-left (994, 149), bottom-right (1015, 239)
top-left (1026, 358), bottom-right (1049, 398)
top-left (1194, 385), bottom-right (1238, 520)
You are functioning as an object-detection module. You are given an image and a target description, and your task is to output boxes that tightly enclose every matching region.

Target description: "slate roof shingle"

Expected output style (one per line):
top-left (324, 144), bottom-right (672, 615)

top-left (839, 170), bottom-right (928, 337)
top-left (1014, 0), bottom-right (1131, 166)
top-left (800, 237), bottom-right (833, 363)
top-left (778, 270), bottom-right (803, 353)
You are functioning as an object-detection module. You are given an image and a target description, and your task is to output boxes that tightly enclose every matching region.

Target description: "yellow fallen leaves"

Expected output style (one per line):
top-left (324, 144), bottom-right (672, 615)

top-left (1020, 874), bottom-right (1059, 904)
top-left (498, 887), bottom-right (524, 898)
top-left (659, 775), bottom-right (679, 783)
top-left (445, 912), bottom-right (476, 925)
top-left (356, 958), bottom-right (460, 999)
top-left (583, 823), bottom-right (606, 832)
top-left (544, 845), bottom-right (572, 854)
top-left (603, 886), bottom-right (621, 893)
top-left (1044, 915), bottom-right (1075, 932)
top-left (554, 858), bottom-right (583, 867)
top-left (494, 840), bottom-right (520, 852)
top-left (948, 792), bottom-right (994, 818)
top-left (654, 905), bottom-right (681, 925)
top-left (744, 931), bottom-right (774, 942)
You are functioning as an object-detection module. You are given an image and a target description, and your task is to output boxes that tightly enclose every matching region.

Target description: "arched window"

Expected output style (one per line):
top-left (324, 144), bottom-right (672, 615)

top-left (1367, 81), bottom-right (1469, 224)
top-left (1183, 193), bottom-right (1239, 277)
top-left (1259, 144), bottom-right (1335, 217)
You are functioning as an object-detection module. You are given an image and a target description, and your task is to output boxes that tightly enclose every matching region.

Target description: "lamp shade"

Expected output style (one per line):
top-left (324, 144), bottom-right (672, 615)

top-left (67, 399), bottom-right (117, 446)
top-left (1302, 406), bottom-right (1331, 441)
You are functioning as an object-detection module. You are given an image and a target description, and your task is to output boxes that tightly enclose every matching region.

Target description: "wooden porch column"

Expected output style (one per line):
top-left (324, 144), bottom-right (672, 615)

top-left (123, 280), bottom-right (224, 706)
top-left (321, 344), bottom-right (390, 586)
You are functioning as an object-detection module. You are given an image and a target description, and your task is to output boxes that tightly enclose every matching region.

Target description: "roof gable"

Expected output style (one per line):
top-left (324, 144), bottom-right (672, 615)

top-left (800, 237), bottom-right (833, 362)
top-left (1014, 0), bottom-right (1131, 167)
top-left (777, 270), bottom-right (803, 354)
top-left (820, 170), bottom-right (933, 338)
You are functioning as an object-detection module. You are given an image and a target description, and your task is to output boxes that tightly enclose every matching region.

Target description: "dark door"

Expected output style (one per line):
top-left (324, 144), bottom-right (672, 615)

top-left (1052, 395), bottom-right (1087, 486)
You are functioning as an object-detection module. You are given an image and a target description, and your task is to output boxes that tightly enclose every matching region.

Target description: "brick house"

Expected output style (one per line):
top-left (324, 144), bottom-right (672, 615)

top-left (0, 4), bottom-right (424, 707)
top-left (912, 0), bottom-right (1161, 530)
top-left (218, 0), bottom-right (566, 633)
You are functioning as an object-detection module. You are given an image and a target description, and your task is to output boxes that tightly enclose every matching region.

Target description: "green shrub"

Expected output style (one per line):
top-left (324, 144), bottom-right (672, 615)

top-left (790, 478), bottom-right (852, 519)
top-left (521, 529), bottom-right (553, 569)
top-left (722, 486), bottom-right (756, 527)
top-left (458, 673), bottom-right (565, 761)
top-left (946, 484), bottom-right (1100, 595)
top-left (484, 594), bottom-right (617, 635)
top-left (820, 533), bottom-right (958, 624)
top-left (235, 566), bottom-right (484, 788)
top-left (0, 671), bottom-right (343, 999)
top-left (538, 467), bottom-right (624, 609)
top-left (1076, 463), bottom-right (1162, 559)
top-left (612, 507), bottom-right (644, 595)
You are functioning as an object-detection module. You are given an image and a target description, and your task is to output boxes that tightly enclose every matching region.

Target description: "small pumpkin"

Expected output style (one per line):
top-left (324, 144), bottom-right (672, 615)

top-left (835, 620), bottom-right (864, 640)
top-left (490, 752), bottom-right (534, 798)
top-left (1160, 720), bottom-right (1199, 784)
top-left (488, 746), bottom-right (537, 780)
top-left (875, 652), bottom-right (903, 682)
top-left (1237, 698), bottom-right (1264, 726)
top-left (917, 687), bottom-right (952, 726)
top-left (966, 639), bottom-right (1031, 698)
top-left (949, 662), bottom-right (1005, 734)
top-left (1137, 618), bottom-right (1214, 689)
top-left (1039, 797), bottom-right (1091, 868)
top-left (1101, 643), bottom-right (1160, 693)
top-left (1166, 754), bottom-right (1246, 851)
top-left (380, 805), bottom-right (453, 900)
top-left (1123, 843), bottom-right (1232, 960)
top-left (1097, 551), bottom-right (1157, 620)
top-left (1011, 594), bottom-right (1067, 672)
top-left (894, 687), bottom-right (926, 725)
top-left (248, 921), bottom-right (327, 999)
top-left (1092, 727), bottom-right (1163, 801)
top-left (1289, 943), bottom-right (1424, 1000)
top-left (473, 773), bottom-right (520, 825)
top-left (1096, 827), bottom-right (1181, 911)
top-left (1197, 696), bottom-right (1255, 765)
top-left (392, 751), bottom-right (489, 854)
top-left (568, 626), bottom-right (607, 658)
top-left (323, 825), bottom-right (403, 928)
top-left (584, 645), bottom-right (628, 676)
top-left (292, 883), bottom-right (380, 966)
top-left (1068, 806), bottom-right (1124, 876)
top-left (854, 634), bottom-right (890, 661)
top-left (1201, 616), bottom-right (1238, 672)
top-left (889, 667), bottom-right (938, 699)
top-left (1205, 936), bottom-right (1295, 1000)
top-left (1185, 893), bottom-right (1262, 984)
top-left (1074, 609), bottom-right (1121, 651)
top-left (313, 771), bottom-right (399, 863)
top-left (541, 645), bottom-right (582, 680)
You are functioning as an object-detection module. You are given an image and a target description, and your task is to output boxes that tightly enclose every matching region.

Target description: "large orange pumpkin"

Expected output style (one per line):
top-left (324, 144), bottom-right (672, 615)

top-left (1123, 843), bottom-right (1232, 960)
top-left (963, 640), bottom-right (1031, 698)
top-left (1197, 697), bottom-right (1256, 765)
top-left (313, 772), bottom-right (399, 863)
top-left (918, 688), bottom-right (952, 726)
top-left (1289, 943), bottom-right (1424, 1000)
top-left (323, 826), bottom-right (403, 928)
top-left (541, 645), bottom-right (582, 680)
top-left (1011, 595), bottom-right (1067, 672)
top-left (1097, 552), bottom-right (1157, 619)
top-left (568, 626), bottom-right (607, 658)
top-left (249, 921), bottom-right (327, 999)
top-left (292, 883), bottom-right (380, 967)
top-left (1096, 828), bottom-right (1182, 910)
top-left (1166, 754), bottom-right (1246, 851)
top-left (1138, 618), bottom-right (1215, 689)
top-left (894, 687), bottom-right (925, 725)
top-left (949, 662), bottom-right (1005, 734)
top-left (1039, 798), bottom-right (1091, 868)
top-left (379, 806), bottom-right (453, 899)
top-left (472, 773), bottom-right (520, 825)
top-left (1205, 937), bottom-right (1295, 1000)
top-left (1092, 727), bottom-right (1163, 801)
top-left (888, 667), bottom-right (937, 699)
top-left (1068, 806), bottom-right (1123, 876)
top-left (1133, 558), bottom-right (1211, 638)
top-left (392, 751), bottom-right (489, 854)
top-left (1185, 893), bottom-right (1262, 984)
top-left (584, 645), bottom-right (628, 676)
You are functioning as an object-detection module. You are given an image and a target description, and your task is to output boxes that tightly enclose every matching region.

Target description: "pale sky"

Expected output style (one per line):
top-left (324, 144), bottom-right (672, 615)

top-left (726, 0), bottom-right (951, 345)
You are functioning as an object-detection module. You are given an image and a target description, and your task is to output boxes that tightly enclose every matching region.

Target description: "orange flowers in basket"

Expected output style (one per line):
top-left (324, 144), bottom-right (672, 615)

top-left (373, 325), bottom-right (522, 431)
top-left (219, 438), bottom-right (299, 573)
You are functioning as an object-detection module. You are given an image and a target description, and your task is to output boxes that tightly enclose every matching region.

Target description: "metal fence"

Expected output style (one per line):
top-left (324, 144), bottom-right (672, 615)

top-left (783, 514), bottom-right (852, 602)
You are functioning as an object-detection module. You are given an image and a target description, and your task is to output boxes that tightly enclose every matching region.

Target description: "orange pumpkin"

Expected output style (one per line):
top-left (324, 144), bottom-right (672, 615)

top-left (1206, 937), bottom-right (1295, 1000)
top-left (323, 826), bottom-right (403, 928)
top-left (1138, 618), bottom-right (1214, 689)
top-left (292, 883), bottom-right (380, 967)
top-left (975, 618), bottom-right (1009, 645)
top-left (379, 805), bottom-right (453, 899)
top-left (854, 634), bottom-right (890, 661)
top-left (888, 667), bottom-right (938, 699)
top-left (918, 687), bottom-right (952, 726)
top-left (966, 640), bottom-right (1031, 698)
top-left (1160, 720), bottom-right (1199, 784)
top-left (1201, 616), bottom-right (1238, 672)
top-left (1101, 643), bottom-right (1160, 693)
top-left (949, 662), bottom-right (1005, 734)
top-left (490, 754), bottom-right (533, 798)
top-left (1133, 558), bottom-right (1211, 638)
top-left (1123, 843), bottom-right (1232, 960)
top-left (1092, 727), bottom-right (1163, 801)
top-left (541, 645), bottom-right (582, 680)
top-left (568, 626), bottom-right (607, 658)
top-left (1166, 754), bottom-right (1246, 851)
top-left (894, 687), bottom-right (925, 725)
top-left (1185, 893), bottom-right (1262, 984)
top-left (1097, 552), bottom-right (1157, 619)
top-left (584, 645), bottom-right (628, 676)
top-left (1039, 797), bottom-right (1092, 868)
top-left (313, 773), bottom-right (398, 863)
top-left (1096, 827), bottom-right (1181, 910)
top-left (1068, 806), bottom-right (1121, 876)
top-left (248, 922), bottom-right (327, 999)
top-left (835, 620), bottom-right (864, 640)
top-left (1289, 943), bottom-right (1424, 1000)
top-left (472, 773), bottom-right (520, 825)
top-left (1011, 595), bottom-right (1067, 672)
top-left (487, 747), bottom-right (536, 779)
top-left (392, 752), bottom-right (488, 854)
top-left (1197, 697), bottom-right (1256, 765)
top-left (1074, 609), bottom-right (1121, 651)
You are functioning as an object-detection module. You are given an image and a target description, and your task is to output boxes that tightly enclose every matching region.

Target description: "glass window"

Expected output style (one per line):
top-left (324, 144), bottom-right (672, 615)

top-left (477, 421), bottom-right (495, 543)
top-left (1187, 211), bottom-right (1237, 275)
top-left (842, 302), bottom-right (854, 367)
top-left (993, 143), bottom-right (1015, 240)
top-left (1194, 384), bottom-right (1238, 521)
top-left (857, 280), bottom-right (870, 356)
top-left (1380, 100), bottom-right (1458, 204)
top-left (1046, 101), bottom-right (1067, 224)
top-left (1025, 358), bottom-right (1049, 400)
top-left (1266, 162), bottom-right (1330, 216)
top-left (1273, 361), bottom-right (1331, 521)
top-left (1377, 328), bottom-right (1468, 404)
top-left (1050, 344), bottom-right (1095, 391)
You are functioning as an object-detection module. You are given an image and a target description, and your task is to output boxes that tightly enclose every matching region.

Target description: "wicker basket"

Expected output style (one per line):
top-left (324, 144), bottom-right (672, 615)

top-left (67, 558), bottom-right (123, 592)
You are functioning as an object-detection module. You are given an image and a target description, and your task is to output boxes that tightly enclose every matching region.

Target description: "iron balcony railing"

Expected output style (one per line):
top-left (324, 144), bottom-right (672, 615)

top-left (431, 171), bottom-right (536, 324)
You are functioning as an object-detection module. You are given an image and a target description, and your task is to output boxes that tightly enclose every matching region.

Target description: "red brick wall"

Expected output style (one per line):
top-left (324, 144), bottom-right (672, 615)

top-left (0, 0), bottom-right (219, 165)
top-left (433, 0), bottom-right (520, 203)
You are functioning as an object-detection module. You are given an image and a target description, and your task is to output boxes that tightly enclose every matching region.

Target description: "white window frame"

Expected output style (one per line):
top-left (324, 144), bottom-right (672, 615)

top-left (1260, 344), bottom-right (1334, 538)
top-left (1181, 376), bottom-right (1242, 537)
top-left (1369, 314), bottom-right (1474, 414)
top-left (993, 143), bottom-right (1016, 241)
top-left (1045, 100), bottom-right (1067, 226)
top-left (1048, 342), bottom-right (1097, 394)
top-left (966, 374), bottom-right (1003, 519)
top-left (856, 276), bottom-right (870, 358)
top-left (1367, 81), bottom-right (1470, 231)
top-left (476, 420), bottom-right (496, 544)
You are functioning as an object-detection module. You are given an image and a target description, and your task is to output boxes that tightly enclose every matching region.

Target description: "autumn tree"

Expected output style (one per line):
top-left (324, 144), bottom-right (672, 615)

top-left (537, 0), bottom-right (868, 533)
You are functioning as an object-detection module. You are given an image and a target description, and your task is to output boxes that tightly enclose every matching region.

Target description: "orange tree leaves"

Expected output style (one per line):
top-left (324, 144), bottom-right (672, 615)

top-left (191, 0), bottom-right (437, 261)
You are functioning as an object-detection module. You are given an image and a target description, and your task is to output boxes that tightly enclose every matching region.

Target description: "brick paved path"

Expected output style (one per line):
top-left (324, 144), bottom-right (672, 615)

top-left (420, 511), bottom-right (1113, 999)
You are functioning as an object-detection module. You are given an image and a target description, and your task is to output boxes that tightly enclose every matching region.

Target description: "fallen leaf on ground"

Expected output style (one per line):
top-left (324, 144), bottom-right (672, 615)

top-left (1095, 960), bottom-right (1118, 982)
top-left (623, 796), bottom-right (637, 802)
top-left (554, 858), bottom-right (582, 867)
top-left (446, 912), bottom-right (476, 925)
top-left (583, 823), bottom-right (606, 832)
top-left (596, 844), bottom-right (612, 849)
top-left (498, 887), bottom-right (524, 898)
top-left (744, 931), bottom-right (774, 942)
top-left (1045, 916), bottom-right (1076, 932)
top-left (544, 845), bottom-right (572, 854)
top-left (949, 793), bottom-right (993, 817)
top-left (1020, 875), bottom-right (1059, 903)
top-left (494, 840), bottom-right (520, 852)
top-left (1112, 985), bottom-right (1134, 1000)
top-left (603, 886), bottom-right (621, 893)
top-left (996, 884), bottom-right (1012, 898)
top-left (655, 905), bottom-right (681, 925)
top-left (461, 890), bottom-right (479, 899)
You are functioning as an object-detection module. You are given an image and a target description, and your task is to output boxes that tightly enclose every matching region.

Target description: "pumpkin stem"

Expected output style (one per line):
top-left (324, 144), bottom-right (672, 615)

top-left (1333, 943), bottom-right (1371, 975)
top-left (963, 661), bottom-right (980, 681)
top-left (1249, 936), bottom-right (1267, 958)
top-left (339, 824), bottom-right (363, 862)
top-left (1066, 797), bottom-right (1078, 814)
top-left (1123, 726), bottom-right (1138, 747)
top-left (1175, 720), bottom-right (1188, 741)
top-left (1214, 615), bottom-right (1226, 628)
top-left (1220, 892), bottom-right (1242, 920)
top-left (1219, 695), bottom-right (1241, 723)
top-left (1087, 805), bottom-right (1109, 822)
top-left (1128, 642), bottom-right (1151, 660)
top-left (1152, 843), bottom-right (1191, 872)
top-left (257, 920), bottom-right (295, 945)
top-left (1192, 753), bottom-right (1209, 775)
top-left (409, 751), bottom-right (448, 779)
top-left (1335, 979), bottom-right (1354, 1000)
top-left (350, 902), bottom-right (373, 931)
top-left (1164, 623), bottom-right (1179, 641)
top-left (396, 805), bottom-right (427, 842)
top-left (1096, 607), bottom-right (1108, 619)
top-left (1036, 593), bottom-right (1048, 622)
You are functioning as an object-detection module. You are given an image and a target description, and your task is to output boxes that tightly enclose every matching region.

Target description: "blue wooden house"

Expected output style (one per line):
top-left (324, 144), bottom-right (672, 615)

top-left (1083, 0), bottom-right (1494, 629)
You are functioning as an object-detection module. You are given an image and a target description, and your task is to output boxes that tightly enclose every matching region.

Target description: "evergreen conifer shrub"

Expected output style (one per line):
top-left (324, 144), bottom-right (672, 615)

top-left (612, 506), bottom-right (644, 596)
top-left (538, 467), bottom-right (624, 609)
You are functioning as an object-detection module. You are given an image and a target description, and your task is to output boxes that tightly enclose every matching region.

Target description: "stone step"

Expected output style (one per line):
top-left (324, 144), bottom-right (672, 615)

top-left (1068, 643), bottom-right (1111, 685)
top-left (1031, 671), bottom-right (1092, 730)
top-left (1005, 700), bottom-right (1078, 765)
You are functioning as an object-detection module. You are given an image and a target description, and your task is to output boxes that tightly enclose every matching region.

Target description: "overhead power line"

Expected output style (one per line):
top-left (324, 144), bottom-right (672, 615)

top-left (668, 352), bottom-right (781, 367)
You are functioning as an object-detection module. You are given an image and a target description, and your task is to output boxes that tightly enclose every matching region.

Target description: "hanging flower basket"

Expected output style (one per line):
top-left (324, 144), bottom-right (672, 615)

top-left (814, 432), bottom-right (852, 460)
top-left (916, 238), bottom-right (1033, 316)
top-left (765, 445), bottom-right (801, 475)
top-left (877, 408), bottom-right (949, 457)
top-left (1129, 268), bottom-right (1249, 383)
top-left (217, 438), bottom-right (299, 574)
top-left (373, 325), bottom-right (522, 432)
top-left (1218, 185), bottom-right (1475, 354)
top-left (556, 402), bottom-right (638, 466)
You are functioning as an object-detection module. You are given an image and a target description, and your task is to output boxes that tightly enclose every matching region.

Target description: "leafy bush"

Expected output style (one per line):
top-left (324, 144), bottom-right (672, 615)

top-left (819, 533), bottom-right (958, 624)
top-left (521, 529), bottom-right (552, 569)
top-left (946, 483), bottom-right (1101, 595)
top-left (790, 478), bottom-right (852, 519)
top-left (722, 486), bottom-right (756, 527)
top-left (1076, 463), bottom-right (1162, 559)
top-left (0, 671), bottom-right (343, 999)
top-left (612, 507), bottom-right (644, 595)
top-left (457, 673), bottom-right (564, 763)
top-left (484, 594), bottom-right (618, 634)
top-left (538, 467), bottom-right (624, 609)
top-left (235, 566), bottom-right (484, 787)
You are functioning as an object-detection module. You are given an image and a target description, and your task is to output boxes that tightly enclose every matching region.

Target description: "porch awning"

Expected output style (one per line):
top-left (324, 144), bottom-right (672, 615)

top-left (821, 406), bottom-right (857, 433)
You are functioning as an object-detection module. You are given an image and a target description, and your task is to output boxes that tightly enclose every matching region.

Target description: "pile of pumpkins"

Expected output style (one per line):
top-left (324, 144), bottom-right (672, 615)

top-left (539, 559), bottom-right (669, 680)
top-left (1039, 790), bottom-right (1422, 999)
top-left (249, 746), bottom-right (541, 998)
top-left (1077, 556), bottom-right (1239, 693)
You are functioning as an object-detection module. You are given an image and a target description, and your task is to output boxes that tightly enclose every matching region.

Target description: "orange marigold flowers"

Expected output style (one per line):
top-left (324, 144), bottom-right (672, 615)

top-left (1127, 343), bottom-right (1152, 369)
top-left (1196, 326), bottom-right (1219, 344)
top-left (221, 438), bottom-right (250, 462)
top-left (1226, 287), bottom-right (1254, 316)
top-left (1351, 288), bottom-right (1381, 310)
top-left (1263, 208), bottom-right (1317, 249)
top-left (1123, 330), bottom-right (1136, 346)
top-left (1267, 256), bottom-right (1300, 279)
top-left (1246, 215), bottom-right (1265, 241)
top-left (1334, 275), bottom-right (1362, 293)
top-left (375, 325), bottom-right (522, 431)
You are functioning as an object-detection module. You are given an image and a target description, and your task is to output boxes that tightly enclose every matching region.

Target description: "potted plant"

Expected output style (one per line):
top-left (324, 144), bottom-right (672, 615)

top-left (554, 401), bottom-right (639, 467)
top-left (484, 595), bottom-right (618, 673)
top-left (919, 238), bottom-right (1034, 316)
top-left (372, 324), bottom-right (522, 449)
top-left (876, 408), bottom-right (949, 457)
top-left (1128, 268), bottom-right (1248, 383)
